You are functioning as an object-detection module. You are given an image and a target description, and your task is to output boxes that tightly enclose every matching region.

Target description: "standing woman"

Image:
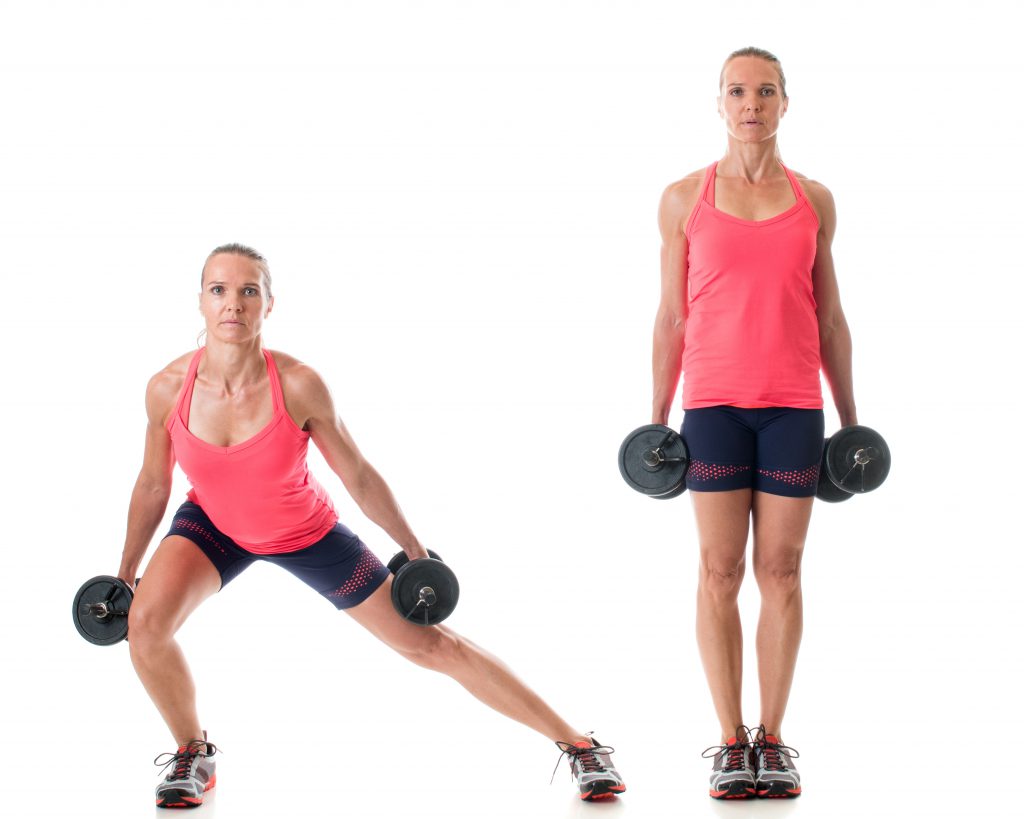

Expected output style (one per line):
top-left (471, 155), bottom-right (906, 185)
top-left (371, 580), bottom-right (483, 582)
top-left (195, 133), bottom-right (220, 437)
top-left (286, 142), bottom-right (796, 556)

top-left (119, 244), bottom-right (625, 808)
top-left (652, 48), bottom-right (855, 799)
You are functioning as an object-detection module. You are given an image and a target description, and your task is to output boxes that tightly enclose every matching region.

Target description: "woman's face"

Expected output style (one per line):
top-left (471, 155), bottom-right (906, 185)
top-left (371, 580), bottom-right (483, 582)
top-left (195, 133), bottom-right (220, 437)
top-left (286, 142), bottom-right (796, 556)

top-left (718, 56), bottom-right (788, 143)
top-left (199, 253), bottom-right (274, 344)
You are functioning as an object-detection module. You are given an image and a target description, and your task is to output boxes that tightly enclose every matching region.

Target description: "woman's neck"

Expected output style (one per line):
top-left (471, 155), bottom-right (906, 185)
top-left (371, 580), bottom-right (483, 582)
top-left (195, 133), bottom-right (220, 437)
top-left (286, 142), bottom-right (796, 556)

top-left (718, 139), bottom-right (784, 183)
top-left (199, 339), bottom-right (266, 391)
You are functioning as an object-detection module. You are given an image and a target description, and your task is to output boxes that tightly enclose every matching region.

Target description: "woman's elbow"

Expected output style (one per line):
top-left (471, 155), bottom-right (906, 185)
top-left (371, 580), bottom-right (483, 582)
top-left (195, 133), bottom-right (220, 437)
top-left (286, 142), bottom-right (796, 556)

top-left (656, 309), bottom-right (686, 335)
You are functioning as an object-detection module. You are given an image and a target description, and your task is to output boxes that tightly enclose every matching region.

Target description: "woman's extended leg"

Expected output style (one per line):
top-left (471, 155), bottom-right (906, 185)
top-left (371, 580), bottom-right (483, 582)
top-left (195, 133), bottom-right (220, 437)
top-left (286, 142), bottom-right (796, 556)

top-left (345, 575), bottom-right (588, 744)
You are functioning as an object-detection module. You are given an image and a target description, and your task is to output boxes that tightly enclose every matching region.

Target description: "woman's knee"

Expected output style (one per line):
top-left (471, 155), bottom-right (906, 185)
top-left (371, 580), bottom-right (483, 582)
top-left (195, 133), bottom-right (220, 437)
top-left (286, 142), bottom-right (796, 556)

top-left (698, 552), bottom-right (746, 601)
top-left (127, 599), bottom-right (178, 651)
top-left (753, 555), bottom-right (802, 595)
top-left (399, 627), bottom-right (465, 673)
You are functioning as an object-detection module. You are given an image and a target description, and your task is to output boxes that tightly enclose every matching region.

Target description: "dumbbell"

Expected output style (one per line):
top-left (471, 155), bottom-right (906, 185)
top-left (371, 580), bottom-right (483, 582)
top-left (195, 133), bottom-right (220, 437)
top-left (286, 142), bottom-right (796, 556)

top-left (387, 549), bottom-right (460, 626)
top-left (619, 422), bottom-right (891, 503)
top-left (73, 575), bottom-right (138, 645)
top-left (618, 424), bottom-right (690, 499)
top-left (816, 425), bottom-right (891, 503)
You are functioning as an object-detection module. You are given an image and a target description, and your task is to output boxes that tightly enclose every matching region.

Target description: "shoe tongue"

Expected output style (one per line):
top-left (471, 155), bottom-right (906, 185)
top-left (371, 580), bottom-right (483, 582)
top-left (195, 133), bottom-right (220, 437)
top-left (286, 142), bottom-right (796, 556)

top-left (725, 737), bottom-right (741, 746)
top-left (764, 735), bottom-right (780, 744)
top-left (574, 741), bottom-right (594, 750)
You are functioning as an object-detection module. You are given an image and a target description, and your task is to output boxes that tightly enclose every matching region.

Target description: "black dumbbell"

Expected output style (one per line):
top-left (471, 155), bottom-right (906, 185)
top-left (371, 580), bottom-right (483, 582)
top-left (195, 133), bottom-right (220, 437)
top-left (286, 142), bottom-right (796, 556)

top-left (73, 575), bottom-right (139, 645)
top-left (816, 425), bottom-right (891, 503)
top-left (387, 549), bottom-right (460, 626)
top-left (618, 424), bottom-right (690, 499)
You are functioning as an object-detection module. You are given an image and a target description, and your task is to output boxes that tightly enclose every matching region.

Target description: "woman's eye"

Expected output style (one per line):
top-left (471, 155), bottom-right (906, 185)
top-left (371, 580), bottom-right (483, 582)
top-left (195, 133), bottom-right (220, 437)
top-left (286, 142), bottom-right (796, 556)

top-left (211, 286), bottom-right (223, 294)
top-left (244, 288), bottom-right (258, 296)
top-left (761, 88), bottom-right (775, 96)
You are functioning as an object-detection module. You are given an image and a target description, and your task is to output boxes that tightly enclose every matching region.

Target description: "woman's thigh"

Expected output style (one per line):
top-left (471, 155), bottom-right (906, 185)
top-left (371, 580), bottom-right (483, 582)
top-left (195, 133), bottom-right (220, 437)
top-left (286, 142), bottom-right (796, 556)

top-left (129, 535), bottom-right (223, 638)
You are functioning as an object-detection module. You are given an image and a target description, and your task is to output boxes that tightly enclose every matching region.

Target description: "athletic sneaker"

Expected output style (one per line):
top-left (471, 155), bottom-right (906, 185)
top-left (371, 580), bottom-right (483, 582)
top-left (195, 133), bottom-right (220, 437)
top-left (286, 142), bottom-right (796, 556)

top-left (752, 725), bottom-right (801, 798)
top-left (702, 729), bottom-right (756, 799)
top-left (552, 735), bottom-right (627, 801)
top-left (153, 734), bottom-right (217, 809)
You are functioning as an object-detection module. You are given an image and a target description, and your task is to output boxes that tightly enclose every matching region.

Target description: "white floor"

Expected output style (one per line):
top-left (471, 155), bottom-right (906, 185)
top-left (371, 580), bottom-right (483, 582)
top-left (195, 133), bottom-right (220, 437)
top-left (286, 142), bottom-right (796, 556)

top-left (17, 602), bottom-right (1016, 819)
top-left (16, 738), bottom-right (1003, 819)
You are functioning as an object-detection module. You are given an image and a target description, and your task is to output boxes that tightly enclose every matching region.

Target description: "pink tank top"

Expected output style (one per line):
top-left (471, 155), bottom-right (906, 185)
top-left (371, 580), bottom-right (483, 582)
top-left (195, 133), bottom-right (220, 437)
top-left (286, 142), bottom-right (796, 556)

top-left (682, 161), bottom-right (824, 410)
top-left (166, 348), bottom-right (339, 554)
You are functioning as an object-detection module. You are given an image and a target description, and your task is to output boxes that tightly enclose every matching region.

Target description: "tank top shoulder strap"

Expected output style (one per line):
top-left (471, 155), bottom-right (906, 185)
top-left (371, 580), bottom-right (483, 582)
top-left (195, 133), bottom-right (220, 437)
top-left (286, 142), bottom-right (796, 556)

top-left (171, 348), bottom-right (205, 429)
top-left (264, 349), bottom-right (285, 414)
top-left (701, 161), bottom-right (718, 206)
top-left (685, 162), bottom-right (718, 238)
top-left (779, 162), bottom-right (807, 202)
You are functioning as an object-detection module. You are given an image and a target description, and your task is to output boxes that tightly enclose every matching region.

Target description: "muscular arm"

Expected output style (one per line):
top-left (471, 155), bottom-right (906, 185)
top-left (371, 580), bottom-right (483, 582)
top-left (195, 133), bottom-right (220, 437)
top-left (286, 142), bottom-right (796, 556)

top-left (289, 364), bottom-right (428, 561)
top-left (117, 372), bottom-right (178, 584)
top-left (807, 183), bottom-right (858, 427)
top-left (652, 179), bottom-right (697, 425)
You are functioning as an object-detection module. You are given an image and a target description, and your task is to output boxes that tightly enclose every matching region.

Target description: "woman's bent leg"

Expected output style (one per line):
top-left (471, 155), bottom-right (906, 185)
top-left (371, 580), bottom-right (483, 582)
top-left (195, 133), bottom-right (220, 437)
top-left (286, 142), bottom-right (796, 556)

top-left (127, 535), bottom-right (221, 746)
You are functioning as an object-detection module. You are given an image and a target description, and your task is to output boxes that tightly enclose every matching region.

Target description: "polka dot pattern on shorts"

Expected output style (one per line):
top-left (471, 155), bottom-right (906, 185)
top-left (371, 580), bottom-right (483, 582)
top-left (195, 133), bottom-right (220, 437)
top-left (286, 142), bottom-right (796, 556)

top-left (758, 464), bottom-right (820, 488)
top-left (171, 517), bottom-right (229, 556)
top-left (328, 549), bottom-right (382, 603)
top-left (687, 460), bottom-right (752, 482)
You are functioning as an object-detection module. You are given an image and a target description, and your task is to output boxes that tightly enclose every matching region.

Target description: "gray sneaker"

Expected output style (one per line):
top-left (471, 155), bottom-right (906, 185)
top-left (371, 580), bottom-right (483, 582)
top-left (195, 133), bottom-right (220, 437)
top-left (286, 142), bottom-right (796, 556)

top-left (153, 735), bottom-right (217, 809)
top-left (752, 726), bottom-right (801, 798)
top-left (552, 736), bottom-right (626, 801)
top-left (703, 729), bottom-right (756, 799)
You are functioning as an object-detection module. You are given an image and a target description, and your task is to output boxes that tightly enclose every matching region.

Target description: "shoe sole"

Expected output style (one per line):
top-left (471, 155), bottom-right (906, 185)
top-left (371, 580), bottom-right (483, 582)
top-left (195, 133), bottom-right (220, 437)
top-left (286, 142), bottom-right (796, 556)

top-left (579, 781), bottom-right (627, 801)
top-left (710, 779), bottom-right (756, 800)
top-left (756, 781), bottom-right (801, 799)
top-left (156, 776), bottom-right (216, 809)
top-left (156, 790), bottom-right (204, 809)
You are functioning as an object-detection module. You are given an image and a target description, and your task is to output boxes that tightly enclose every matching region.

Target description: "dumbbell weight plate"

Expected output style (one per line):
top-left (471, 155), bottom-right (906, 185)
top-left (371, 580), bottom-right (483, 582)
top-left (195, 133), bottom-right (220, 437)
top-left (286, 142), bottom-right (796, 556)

top-left (618, 424), bottom-right (689, 498)
top-left (73, 575), bottom-right (134, 646)
top-left (657, 480), bottom-right (689, 500)
top-left (391, 558), bottom-right (460, 626)
top-left (387, 549), bottom-right (443, 576)
top-left (816, 437), bottom-right (854, 503)
top-left (824, 425), bottom-right (891, 495)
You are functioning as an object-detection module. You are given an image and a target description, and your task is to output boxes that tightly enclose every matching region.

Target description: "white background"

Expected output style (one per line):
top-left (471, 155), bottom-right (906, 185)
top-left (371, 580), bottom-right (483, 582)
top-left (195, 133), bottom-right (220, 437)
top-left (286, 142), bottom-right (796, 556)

top-left (1, 1), bottom-right (1020, 817)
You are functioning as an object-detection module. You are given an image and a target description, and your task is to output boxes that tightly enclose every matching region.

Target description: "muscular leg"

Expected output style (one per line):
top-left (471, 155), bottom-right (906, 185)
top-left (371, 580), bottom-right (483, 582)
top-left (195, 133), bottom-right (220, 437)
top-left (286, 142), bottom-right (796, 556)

top-left (750, 492), bottom-right (814, 739)
top-left (345, 576), bottom-right (589, 745)
top-left (127, 535), bottom-right (221, 746)
top-left (692, 489), bottom-right (753, 741)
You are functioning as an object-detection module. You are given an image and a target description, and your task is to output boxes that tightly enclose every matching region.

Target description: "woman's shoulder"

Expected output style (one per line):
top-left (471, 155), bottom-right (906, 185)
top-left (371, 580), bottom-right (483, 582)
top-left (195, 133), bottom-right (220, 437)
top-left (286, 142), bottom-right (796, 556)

top-left (659, 167), bottom-right (709, 235)
top-left (267, 350), bottom-right (336, 425)
top-left (145, 351), bottom-right (196, 422)
top-left (662, 166), bottom-right (710, 201)
top-left (268, 349), bottom-right (317, 381)
top-left (788, 169), bottom-right (835, 214)
top-left (268, 350), bottom-right (330, 399)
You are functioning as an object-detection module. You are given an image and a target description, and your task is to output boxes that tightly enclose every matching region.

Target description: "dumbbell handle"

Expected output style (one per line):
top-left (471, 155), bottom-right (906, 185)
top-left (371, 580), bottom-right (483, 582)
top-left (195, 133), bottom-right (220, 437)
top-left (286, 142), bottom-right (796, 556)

top-left (402, 586), bottom-right (437, 618)
top-left (641, 428), bottom-right (682, 465)
top-left (853, 446), bottom-right (878, 465)
top-left (642, 449), bottom-right (687, 467)
top-left (80, 601), bottom-right (129, 619)
top-left (79, 577), bottom-right (138, 621)
top-left (837, 453), bottom-right (880, 491)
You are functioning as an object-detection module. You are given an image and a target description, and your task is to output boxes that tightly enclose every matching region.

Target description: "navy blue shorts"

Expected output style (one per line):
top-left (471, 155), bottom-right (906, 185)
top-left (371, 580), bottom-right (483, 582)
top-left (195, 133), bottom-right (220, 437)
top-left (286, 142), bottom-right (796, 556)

top-left (681, 407), bottom-right (824, 497)
top-left (164, 502), bottom-right (391, 609)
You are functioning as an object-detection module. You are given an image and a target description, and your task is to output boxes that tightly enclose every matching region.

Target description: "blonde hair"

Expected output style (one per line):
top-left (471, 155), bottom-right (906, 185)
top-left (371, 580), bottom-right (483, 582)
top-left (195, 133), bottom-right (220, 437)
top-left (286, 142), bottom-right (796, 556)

top-left (720, 47), bottom-right (787, 99)
top-left (202, 243), bottom-right (273, 298)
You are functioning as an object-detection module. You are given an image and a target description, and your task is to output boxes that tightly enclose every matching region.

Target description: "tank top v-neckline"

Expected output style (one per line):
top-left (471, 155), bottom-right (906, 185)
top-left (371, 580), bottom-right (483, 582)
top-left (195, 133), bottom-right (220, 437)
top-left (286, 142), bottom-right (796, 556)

top-left (173, 348), bottom-right (297, 455)
top-left (703, 161), bottom-right (809, 227)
